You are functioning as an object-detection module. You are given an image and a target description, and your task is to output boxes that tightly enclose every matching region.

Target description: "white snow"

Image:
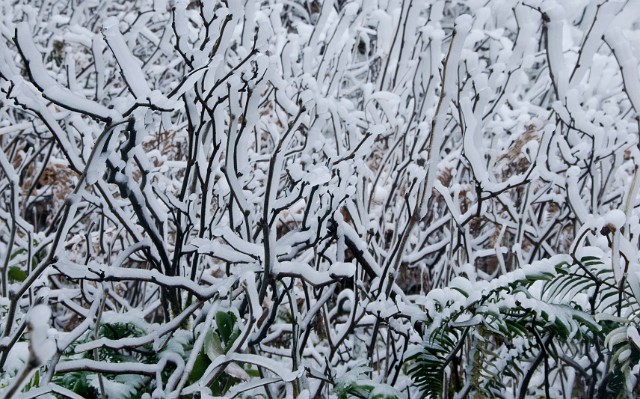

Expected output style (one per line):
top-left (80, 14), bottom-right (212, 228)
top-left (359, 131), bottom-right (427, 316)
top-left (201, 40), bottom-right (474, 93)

top-left (102, 17), bottom-right (152, 99)
top-left (604, 209), bottom-right (626, 230)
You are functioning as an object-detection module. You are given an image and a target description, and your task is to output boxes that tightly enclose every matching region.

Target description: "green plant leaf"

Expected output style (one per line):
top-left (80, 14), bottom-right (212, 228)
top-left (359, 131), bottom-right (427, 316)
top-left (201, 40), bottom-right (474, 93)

top-left (204, 329), bottom-right (223, 361)
top-left (215, 311), bottom-right (237, 349)
top-left (188, 351), bottom-right (210, 384)
top-left (8, 266), bottom-right (27, 282)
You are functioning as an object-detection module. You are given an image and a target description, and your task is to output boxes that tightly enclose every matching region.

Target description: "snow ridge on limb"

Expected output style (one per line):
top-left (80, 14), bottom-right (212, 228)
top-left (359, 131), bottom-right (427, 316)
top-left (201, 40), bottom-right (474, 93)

top-left (101, 17), bottom-right (152, 100)
top-left (15, 23), bottom-right (120, 123)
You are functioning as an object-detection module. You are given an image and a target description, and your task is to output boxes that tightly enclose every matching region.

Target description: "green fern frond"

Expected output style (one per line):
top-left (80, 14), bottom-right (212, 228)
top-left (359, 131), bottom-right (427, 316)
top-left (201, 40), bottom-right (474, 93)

top-left (408, 254), bottom-right (629, 398)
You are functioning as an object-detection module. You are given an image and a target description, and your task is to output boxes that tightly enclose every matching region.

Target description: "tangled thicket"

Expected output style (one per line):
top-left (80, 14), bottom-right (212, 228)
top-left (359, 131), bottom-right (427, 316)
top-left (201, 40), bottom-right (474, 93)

top-left (2, 0), bottom-right (640, 398)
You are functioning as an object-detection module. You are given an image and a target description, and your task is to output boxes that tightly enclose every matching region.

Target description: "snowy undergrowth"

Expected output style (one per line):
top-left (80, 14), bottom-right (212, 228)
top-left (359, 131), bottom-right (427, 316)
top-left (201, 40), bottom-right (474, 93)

top-left (0, 0), bottom-right (640, 398)
top-left (411, 242), bottom-right (640, 398)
